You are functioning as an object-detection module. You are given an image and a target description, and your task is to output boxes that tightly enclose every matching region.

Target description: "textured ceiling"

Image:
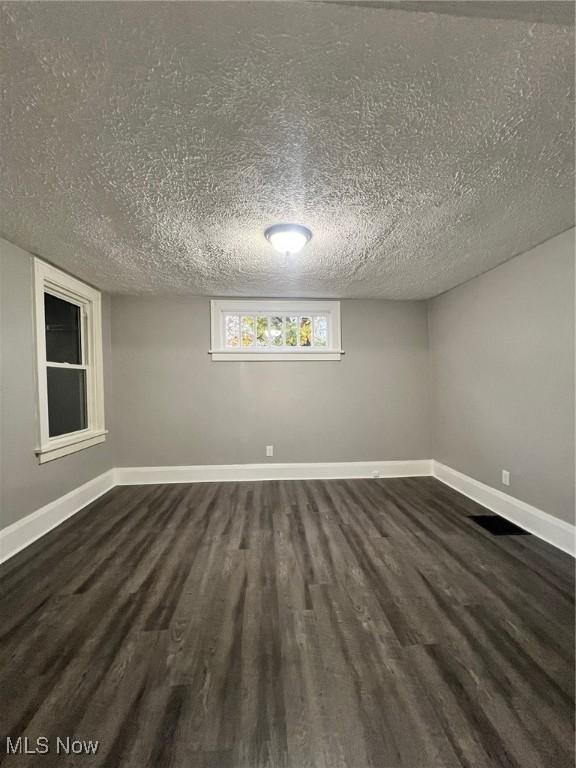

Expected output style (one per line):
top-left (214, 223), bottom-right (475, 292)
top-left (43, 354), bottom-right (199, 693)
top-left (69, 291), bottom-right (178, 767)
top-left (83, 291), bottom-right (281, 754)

top-left (1, 1), bottom-right (574, 299)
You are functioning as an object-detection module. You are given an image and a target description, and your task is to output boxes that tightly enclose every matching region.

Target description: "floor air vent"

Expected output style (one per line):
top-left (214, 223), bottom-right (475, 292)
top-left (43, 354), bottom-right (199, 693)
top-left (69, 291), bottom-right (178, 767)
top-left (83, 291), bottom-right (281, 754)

top-left (469, 515), bottom-right (529, 536)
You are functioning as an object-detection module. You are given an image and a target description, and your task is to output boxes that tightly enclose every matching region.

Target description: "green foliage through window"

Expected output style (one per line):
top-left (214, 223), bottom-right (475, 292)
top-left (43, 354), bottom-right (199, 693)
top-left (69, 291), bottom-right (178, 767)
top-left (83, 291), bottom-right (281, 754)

top-left (241, 316), bottom-right (255, 347)
top-left (224, 313), bottom-right (330, 350)
top-left (299, 317), bottom-right (312, 346)
top-left (256, 316), bottom-right (268, 346)
top-left (285, 317), bottom-right (298, 346)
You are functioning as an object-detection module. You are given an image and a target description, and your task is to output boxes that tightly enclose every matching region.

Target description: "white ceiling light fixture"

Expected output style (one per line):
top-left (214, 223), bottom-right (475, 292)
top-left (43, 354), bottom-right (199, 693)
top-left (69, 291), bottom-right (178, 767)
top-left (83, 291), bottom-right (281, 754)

top-left (264, 223), bottom-right (312, 255)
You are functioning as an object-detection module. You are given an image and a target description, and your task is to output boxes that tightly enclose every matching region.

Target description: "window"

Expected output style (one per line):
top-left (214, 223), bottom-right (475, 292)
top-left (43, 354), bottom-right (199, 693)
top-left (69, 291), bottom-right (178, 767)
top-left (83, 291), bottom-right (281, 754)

top-left (210, 300), bottom-right (342, 361)
top-left (34, 259), bottom-right (106, 463)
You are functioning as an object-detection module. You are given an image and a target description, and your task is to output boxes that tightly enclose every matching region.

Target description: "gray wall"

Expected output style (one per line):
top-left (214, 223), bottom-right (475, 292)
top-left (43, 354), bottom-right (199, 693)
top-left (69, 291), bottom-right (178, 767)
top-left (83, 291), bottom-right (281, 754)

top-left (0, 239), bottom-right (115, 529)
top-left (428, 228), bottom-right (575, 524)
top-left (112, 297), bottom-right (431, 467)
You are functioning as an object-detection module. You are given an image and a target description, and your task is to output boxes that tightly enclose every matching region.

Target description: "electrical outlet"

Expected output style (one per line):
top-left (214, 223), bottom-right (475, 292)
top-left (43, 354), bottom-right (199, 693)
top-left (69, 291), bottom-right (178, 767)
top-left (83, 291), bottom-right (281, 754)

top-left (502, 470), bottom-right (510, 486)
top-left (266, 445), bottom-right (274, 457)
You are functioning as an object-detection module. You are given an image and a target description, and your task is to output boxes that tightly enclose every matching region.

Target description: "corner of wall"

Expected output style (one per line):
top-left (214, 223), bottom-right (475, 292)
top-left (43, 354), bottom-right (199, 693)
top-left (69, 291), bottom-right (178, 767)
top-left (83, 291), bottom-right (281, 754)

top-left (424, 296), bottom-right (436, 461)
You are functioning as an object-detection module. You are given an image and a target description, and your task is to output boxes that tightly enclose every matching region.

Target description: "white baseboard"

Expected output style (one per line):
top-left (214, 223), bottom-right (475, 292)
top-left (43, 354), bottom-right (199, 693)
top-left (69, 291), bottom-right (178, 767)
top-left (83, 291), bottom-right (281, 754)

top-left (115, 459), bottom-right (433, 485)
top-left (0, 469), bottom-right (116, 564)
top-left (3, 461), bottom-right (573, 563)
top-left (432, 461), bottom-right (575, 557)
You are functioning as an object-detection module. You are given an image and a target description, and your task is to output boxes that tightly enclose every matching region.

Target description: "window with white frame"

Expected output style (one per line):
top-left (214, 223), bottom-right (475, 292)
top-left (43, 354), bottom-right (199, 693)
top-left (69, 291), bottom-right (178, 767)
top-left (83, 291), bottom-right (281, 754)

top-left (210, 300), bottom-right (342, 361)
top-left (34, 259), bottom-right (106, 463)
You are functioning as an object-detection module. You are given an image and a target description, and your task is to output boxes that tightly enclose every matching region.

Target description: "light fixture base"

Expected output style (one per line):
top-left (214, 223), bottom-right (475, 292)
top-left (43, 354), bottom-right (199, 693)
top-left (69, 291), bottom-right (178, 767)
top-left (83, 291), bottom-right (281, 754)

top-left (264, 223), bottom-right (312, 255)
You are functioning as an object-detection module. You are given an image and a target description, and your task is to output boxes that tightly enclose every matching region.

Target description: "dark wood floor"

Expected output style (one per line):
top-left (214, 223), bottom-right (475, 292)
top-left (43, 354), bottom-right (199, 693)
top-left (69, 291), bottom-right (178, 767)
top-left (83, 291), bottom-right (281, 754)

top-left (1, 477), bottom-right (574, 767)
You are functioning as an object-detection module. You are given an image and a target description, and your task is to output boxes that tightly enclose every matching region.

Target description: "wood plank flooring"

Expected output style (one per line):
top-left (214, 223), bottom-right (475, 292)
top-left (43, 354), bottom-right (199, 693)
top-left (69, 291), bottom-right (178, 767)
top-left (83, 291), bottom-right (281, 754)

top-left (0, 477), bottom-right (574, 767)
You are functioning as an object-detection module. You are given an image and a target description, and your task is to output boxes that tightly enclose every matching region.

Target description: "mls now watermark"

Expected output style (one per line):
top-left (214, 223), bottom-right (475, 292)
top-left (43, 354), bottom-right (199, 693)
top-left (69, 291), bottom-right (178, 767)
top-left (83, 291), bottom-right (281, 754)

top-left (3, 736), bottom-right (100, 756)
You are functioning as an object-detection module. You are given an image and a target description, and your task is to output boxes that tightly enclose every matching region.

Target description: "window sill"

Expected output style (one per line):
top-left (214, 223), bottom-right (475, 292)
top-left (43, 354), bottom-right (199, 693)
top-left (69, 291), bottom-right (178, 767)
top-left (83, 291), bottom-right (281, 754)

top-left (210, 350), bottom-right (344, 362)
top-left (35, 430), bottom-right (108, 464)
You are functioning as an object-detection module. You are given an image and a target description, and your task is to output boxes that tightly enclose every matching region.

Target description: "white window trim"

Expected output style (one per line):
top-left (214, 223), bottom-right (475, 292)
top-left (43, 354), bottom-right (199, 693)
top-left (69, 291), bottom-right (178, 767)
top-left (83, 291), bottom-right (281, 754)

top-left (34, 259), bottom-right (107, 463)
top-left (210, 299), bottom-right (343, 361)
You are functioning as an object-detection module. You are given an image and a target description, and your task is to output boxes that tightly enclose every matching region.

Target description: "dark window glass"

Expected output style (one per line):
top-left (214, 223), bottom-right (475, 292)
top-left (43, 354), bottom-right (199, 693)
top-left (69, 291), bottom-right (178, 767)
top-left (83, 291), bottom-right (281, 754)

top-left (47, 368), bottom-right (87, 437)
top-left (44, 293), bottom-right (82, 364)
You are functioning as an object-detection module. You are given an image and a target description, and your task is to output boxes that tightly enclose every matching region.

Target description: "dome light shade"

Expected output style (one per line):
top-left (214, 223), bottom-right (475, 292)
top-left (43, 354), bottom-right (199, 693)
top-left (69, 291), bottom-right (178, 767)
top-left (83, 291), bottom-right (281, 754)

top-left (264, 223), bottom-right (312, 255)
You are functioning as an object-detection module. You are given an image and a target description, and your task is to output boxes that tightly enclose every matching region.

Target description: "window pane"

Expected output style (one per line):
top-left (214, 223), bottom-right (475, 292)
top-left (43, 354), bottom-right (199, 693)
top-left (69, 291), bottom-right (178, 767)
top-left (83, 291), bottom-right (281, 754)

top-left (241, 316), bottom-right (255, 347)
top-left (299, 316), bottom-right (312, 347)
top-left (44, 293), bottom-right (82, 364)
top-left (270, 316), bottom-right (283, 346)
top-left (285, 316), bottom-right (297, 346)
top-left (225, 315), bottom-right (240, 347)
top-left (314, 315), bottom-right (328, 347)
top-left (256, 316), bottom-right (269, 346)
top-left (47, 367), bottom-right (87, 437)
